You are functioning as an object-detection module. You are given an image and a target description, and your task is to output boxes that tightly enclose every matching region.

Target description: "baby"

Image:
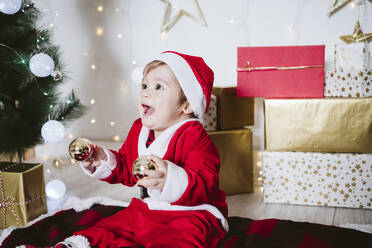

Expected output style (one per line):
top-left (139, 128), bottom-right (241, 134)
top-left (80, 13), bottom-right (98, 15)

top-left (57, 51), bottom-right (228, 248)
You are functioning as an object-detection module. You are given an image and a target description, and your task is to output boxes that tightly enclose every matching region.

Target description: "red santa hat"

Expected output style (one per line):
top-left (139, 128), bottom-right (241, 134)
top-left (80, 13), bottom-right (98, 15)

top-left (155, 51), bottom-right (214, 119)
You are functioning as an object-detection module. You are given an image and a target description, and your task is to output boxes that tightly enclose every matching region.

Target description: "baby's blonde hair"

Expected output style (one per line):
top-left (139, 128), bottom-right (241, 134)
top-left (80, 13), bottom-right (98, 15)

top-left (143, 60), bottom-right (187, 105)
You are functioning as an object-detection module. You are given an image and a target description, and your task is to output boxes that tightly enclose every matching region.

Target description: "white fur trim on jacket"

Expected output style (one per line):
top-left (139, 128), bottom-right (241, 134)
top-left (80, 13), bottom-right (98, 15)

top-left (155, 52), bottom-right (206, 119)
top-left (138, 118), bottom-right (200, 158)
top-left (148, 160), bottom-right (188, 203)
top-left (143, 198), bottom-right (229, 232)
top-left (62, 235), bottom-right (91, 248)
top-left (80, 148), bottom-right (117, 179)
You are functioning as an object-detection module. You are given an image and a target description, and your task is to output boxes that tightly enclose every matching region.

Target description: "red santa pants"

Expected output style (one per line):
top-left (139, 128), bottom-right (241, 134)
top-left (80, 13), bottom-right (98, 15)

top-left (73, 198), bottom-right (226, 248)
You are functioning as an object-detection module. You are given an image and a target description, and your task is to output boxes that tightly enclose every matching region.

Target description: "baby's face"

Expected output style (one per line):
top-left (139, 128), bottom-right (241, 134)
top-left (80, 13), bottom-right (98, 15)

top-left (138, 64), bottom-right (186, 133)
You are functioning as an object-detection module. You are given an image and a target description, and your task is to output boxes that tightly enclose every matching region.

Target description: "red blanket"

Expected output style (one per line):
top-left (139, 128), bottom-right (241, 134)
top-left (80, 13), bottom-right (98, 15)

top-left (1, 204), bottom-right (371, 247)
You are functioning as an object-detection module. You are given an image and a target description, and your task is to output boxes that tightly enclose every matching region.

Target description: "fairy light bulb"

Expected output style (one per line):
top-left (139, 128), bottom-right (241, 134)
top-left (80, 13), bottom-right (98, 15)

top-left (161, 31), bottom-right (168, 40)
top-left (91, 65), bottom-right (96, 70)
top-left (113, 135), bottom-right (120, 141)
top-left (97, 5), bottom-right (103, 12)
top-left (68, 134), bottom-right (74, 139)
top-left (110, 121), bottom-right (115, 126)
top-left (90, 99), bottom-right (95, 104)
top-left (90, 119), bottom-right (96, 124)
top-left (96, 27), bottom-right (104, 36)
top-left (120, 84), bottom-right (128, 95)
top-left (288, 25), bottom-right (296, 34)
top-left (42, 154), bottom-right (49, 161)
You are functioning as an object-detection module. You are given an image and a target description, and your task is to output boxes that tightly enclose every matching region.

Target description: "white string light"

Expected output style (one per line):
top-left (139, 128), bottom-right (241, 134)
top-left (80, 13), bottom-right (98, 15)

top-left (96, 27), bottom-right (104, 36)
top-left (161, 31), bottom-right (168, 40)
top-left (42, 154), bottom-right (49, 161)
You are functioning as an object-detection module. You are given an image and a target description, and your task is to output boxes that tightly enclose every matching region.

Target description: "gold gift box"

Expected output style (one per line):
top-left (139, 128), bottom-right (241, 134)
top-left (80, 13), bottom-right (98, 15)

top-left (0, 148), bottom-right (35, 162)
top-left (212, 87), bottom-right (254, 130)
top-left (264, 98), bottom-right (372, 153)
top-left (208, 128), bottom-right (253, 195)
top-left (0, 162), bottom-right (47, 228)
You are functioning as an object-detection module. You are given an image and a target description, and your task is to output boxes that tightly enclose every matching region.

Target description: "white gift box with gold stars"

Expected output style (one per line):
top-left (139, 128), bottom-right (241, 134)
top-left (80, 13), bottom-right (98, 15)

top-left (325, 43), bottom-right (372, 98)
top-left (262, 151), bottom-right (372, 209)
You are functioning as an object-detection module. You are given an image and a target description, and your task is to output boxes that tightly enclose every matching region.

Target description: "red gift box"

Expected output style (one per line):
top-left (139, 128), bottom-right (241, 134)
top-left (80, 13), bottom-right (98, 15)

top-left (237, 45), bottom-right (325, 98)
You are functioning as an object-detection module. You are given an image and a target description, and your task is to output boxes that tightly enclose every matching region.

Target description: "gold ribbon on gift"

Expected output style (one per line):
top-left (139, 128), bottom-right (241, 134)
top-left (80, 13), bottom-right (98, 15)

top-left (237, 61), bottom-right (324, 72)
top-left (0, 164), bottom-right (43, 228)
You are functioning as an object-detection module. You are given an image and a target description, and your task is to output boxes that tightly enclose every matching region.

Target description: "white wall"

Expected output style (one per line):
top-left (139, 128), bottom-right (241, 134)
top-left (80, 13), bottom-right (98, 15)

top-left (37, 0), bottom-right (372, 153)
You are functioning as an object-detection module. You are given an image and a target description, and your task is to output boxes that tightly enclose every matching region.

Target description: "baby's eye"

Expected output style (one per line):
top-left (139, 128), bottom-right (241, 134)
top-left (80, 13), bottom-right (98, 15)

top-left (141, 83), bottom-right (147, 89)
top-left (155, 83), bottom-right (163, 90)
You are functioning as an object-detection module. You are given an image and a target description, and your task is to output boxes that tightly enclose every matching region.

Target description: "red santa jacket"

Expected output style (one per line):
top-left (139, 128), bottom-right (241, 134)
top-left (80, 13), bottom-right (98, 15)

top-left (82, 118), bottom-right (228, 230)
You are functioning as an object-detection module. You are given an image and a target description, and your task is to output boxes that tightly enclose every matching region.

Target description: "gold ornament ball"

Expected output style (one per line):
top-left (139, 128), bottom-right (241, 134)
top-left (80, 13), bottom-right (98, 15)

top-left (69, 138), bottom-right (93, 162)
top-left (53, 157), bottom-right (66, 169)
top-left (132, 156), bottom-right (156, 179)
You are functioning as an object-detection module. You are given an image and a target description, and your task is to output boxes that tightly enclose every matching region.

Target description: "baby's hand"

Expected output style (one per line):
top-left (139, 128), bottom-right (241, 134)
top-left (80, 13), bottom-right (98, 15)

top-left (138, 154), bottom-right (168, 191)
top-left (80, 144), bottom-right (107, 171)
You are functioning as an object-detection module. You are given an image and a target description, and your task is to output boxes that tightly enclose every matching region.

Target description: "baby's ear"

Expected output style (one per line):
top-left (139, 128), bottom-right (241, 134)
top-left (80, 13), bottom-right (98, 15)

top-left (182, 101), bottom-right (193, 115)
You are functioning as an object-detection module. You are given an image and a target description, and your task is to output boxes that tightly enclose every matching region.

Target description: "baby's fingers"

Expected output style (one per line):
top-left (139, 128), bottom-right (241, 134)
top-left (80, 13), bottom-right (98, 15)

top-left (138, 178), bottom-right (162, 189)
top-left (143, 169), bottom-right (164, 179)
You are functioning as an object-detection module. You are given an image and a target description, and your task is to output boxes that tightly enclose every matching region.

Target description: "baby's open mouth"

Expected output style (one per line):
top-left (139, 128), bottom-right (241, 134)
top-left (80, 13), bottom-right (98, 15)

top-left (142, 104), bottom-right (155, 117)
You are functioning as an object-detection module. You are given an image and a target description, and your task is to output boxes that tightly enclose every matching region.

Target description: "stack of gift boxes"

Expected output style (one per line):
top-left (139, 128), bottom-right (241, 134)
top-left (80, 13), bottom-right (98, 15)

top-left (237, 44), bottom-right (372, 209)
top-left (202, 87), bottom-right (255, 195)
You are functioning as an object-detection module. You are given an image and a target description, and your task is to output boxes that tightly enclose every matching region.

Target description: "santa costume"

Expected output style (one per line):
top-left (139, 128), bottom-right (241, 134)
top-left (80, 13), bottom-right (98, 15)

top-left (58, 51), bottom-right (228, 248)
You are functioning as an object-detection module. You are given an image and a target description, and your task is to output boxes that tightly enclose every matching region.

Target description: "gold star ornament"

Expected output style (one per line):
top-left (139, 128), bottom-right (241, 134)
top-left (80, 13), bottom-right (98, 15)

top-left (328, 0), bottom-right (352, 17)
top-left (328, 0), bottom-right (372, 17)
top-left (159, 0), bottom-right (207, 34)
top-left (340, 20), bottom-right (372, 44)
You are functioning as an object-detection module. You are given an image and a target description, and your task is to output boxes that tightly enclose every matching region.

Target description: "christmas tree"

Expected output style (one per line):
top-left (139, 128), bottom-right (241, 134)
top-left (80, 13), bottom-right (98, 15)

top-left (0, 0), bottom-right (86, 163)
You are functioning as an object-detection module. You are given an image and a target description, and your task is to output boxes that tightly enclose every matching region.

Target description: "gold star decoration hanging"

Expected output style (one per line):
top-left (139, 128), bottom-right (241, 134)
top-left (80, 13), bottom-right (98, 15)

top-left (328, 0), bottom-right (372, 17)
top-left (340, 20), bottom-right (372, 43)
top-left (159, 0), bottom-right (207, 34)
top-left (328, 0), bottom-right (352, 17)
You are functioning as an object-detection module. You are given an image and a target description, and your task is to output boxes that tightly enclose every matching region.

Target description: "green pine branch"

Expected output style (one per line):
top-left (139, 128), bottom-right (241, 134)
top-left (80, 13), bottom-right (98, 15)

top-left (0, 0), bottom-right (86, 161)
